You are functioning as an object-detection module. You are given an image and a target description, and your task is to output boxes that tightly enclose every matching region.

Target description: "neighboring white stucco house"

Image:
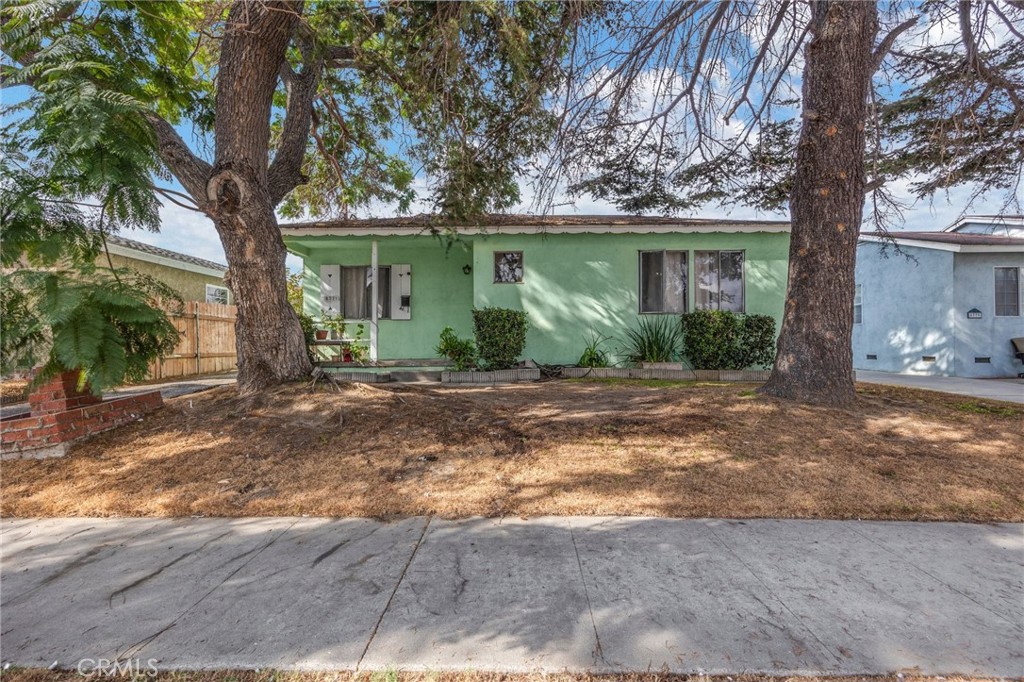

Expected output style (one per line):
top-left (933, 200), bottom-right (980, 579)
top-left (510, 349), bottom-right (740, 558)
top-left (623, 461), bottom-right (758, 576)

top-left (853, 216), bottom-right (1024, 378)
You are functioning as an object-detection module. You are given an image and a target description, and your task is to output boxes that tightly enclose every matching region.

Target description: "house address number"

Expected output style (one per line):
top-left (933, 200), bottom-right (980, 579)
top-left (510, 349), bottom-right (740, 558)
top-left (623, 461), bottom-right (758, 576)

top-left (966, 308), bottom-right (982, 320)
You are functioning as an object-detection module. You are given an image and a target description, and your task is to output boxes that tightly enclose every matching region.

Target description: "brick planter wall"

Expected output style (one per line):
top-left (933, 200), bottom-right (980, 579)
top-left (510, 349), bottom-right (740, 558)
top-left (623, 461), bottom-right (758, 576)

top-left (27, 371), bottom-right (102, 415)
top-left (1, 390), bottom-right (163, 461)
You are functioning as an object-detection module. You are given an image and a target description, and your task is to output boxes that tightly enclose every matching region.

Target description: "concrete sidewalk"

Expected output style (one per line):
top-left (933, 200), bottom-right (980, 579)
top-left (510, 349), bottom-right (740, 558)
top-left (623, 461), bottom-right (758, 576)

top-left (1, 517), bottom-right (1021, 676)
top-left (856, 370), bottom-right (1024, 404)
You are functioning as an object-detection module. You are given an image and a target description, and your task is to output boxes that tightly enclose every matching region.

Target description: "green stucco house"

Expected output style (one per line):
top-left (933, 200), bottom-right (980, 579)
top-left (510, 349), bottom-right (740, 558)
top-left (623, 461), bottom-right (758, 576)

top-left (281, 215), bottom-right (791, 364)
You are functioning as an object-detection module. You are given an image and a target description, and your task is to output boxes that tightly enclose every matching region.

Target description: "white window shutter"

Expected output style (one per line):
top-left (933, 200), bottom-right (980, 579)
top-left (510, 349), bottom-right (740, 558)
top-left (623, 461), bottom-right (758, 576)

top-left (320, 264), bottom-right (342, 316)
top-left (390, 264), bottom-right (411, 320)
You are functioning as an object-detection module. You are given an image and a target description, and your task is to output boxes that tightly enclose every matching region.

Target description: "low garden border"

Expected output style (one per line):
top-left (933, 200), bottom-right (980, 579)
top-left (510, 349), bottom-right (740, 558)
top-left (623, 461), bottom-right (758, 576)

top-left (561, 367), bottom-right (771, 382)
top-left (442, 368), bottom-right (541, 385)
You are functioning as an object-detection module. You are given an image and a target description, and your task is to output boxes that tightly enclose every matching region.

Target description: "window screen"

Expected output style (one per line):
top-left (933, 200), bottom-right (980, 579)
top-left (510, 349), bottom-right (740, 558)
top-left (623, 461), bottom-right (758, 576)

top-left (995, 267), bottom-right (1020, 317)
top-left (695, 251), bottom-right (745, 312)
top-left (639, 251), bottom-right (687, 314)
top-left (341, 266), bottom-right (391, 319)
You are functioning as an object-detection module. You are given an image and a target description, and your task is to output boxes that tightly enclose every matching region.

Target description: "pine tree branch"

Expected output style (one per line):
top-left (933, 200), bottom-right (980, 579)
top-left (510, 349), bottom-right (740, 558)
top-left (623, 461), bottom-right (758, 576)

top-left (872, 16), bottom-right (919, 72)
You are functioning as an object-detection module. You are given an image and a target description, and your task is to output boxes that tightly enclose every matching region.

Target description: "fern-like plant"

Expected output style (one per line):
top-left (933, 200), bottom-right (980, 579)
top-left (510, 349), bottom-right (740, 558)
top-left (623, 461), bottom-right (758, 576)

top-left (1, 144), bottom-right (182, 393)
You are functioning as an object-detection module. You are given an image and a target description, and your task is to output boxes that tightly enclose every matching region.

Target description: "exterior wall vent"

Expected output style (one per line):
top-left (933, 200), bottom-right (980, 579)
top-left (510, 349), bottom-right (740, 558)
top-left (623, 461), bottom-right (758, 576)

top-left (866, 354), bottom-right (877, 360)
top-left (975, 356), bottom-right (992, 363)
top-left (921, 355), bottom-right (937, 362)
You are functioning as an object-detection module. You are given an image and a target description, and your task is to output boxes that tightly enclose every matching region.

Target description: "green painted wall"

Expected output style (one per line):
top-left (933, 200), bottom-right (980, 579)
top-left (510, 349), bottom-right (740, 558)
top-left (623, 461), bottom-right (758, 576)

top-left (288, 235), bottom-right (476, 359)
top-left (286, 230), bottom-right (790, 364)
top-left (471, 232), bottom-right (789, 364)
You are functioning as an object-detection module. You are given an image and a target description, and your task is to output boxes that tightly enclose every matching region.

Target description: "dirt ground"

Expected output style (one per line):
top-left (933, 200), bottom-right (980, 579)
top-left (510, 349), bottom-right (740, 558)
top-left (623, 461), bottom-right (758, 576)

top-left (0, 378), bottom-right (29, 405)
top-left (1, 379), bottom-right (1021, 521)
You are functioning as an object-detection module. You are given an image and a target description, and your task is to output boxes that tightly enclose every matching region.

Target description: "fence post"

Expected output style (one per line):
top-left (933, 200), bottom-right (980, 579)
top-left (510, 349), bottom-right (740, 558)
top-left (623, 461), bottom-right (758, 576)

top-left (194, 304), bottom-right (201, 374)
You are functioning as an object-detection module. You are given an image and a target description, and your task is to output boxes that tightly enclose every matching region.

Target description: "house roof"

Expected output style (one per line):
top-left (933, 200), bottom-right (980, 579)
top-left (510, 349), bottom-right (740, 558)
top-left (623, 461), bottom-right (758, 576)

top-left (859, 230), bottom-right (1024, 253)
top-left (103, 233), bottom-right (228, 277)
top-left (280, 213), bottom-right (791, 237)
top-left (942, 214), bottom-right (1024, 233)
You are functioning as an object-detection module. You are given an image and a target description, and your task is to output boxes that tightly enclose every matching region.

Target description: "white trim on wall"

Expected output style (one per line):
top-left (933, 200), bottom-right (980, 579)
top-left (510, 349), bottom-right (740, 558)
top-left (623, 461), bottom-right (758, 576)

top-left (104, 242), bottom-right (228, 278)
top-left (280, 223), bottom-right (791, 238)
top-left (858, 235), bottom-right (1024, 254)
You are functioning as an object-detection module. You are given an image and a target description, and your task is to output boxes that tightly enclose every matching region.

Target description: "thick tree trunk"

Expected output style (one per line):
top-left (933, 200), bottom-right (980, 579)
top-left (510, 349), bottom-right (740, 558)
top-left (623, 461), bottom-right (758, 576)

top-left (216, 200), bottom-right (311, 395)
top-left (759, 0), bottom-right (878, 407)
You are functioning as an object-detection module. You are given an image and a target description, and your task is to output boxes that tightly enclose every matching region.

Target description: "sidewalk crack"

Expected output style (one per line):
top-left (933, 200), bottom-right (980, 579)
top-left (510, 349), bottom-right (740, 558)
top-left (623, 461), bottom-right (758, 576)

top-left (846, 524), bottom-right (1023, 631)
top-left (113, 520), bottom-right (298, 661)
top-left (568, 521), bottom-right (606, 666)
top-left (355, 515), bottom-right (432, 671)
top-left (705, 522), bottom-right (842, 666)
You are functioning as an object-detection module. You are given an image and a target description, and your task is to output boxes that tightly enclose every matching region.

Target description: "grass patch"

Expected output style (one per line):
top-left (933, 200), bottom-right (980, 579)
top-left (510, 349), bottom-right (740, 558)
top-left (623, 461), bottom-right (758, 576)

top-left (955, 400), bottom-right (1018, 417)
top-left (1, 380), bottom-right (1021, 522)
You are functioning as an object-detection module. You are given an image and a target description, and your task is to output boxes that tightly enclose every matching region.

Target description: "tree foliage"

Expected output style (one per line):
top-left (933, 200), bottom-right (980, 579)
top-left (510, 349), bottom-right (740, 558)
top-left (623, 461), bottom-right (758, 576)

top-left (0, 139), bottom-right (181, 393)
top-left (548, 1), bottom-right (1024, 225)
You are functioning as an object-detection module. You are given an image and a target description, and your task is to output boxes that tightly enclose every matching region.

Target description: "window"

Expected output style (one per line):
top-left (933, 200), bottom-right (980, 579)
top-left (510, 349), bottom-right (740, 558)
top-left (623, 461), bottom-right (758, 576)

top-left (341, 265), bottom-right (391, 319)
top-left (695, 251), bottom-right (745, 312)
top-left (494, 251), bottom-right (523, 283)
top-left (205, 284), bottom-right (229, 305)
top-left (853, 284), bottom-right (863, 324)
top-left (995, 267), bottom-right (1020, 317)
top-left (639, 250), bottom-right (687, 313)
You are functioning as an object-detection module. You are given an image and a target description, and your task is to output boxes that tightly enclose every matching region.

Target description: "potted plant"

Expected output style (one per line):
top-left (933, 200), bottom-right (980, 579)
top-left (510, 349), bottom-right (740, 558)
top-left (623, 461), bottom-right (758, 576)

top-left (321, 313), bottom-right (345, 341)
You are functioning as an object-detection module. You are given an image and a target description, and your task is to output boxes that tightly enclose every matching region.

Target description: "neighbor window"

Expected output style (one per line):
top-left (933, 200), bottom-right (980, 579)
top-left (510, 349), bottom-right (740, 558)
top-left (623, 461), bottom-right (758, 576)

top-left (995, 267), bottom-right (1020, 316)
top-left (853, 284), bottom-right (863, 324)
top-left (494, 251), bottom-right (523, 283)
top-left (639, 250), bottom-right (687, 314)
top-left (695, 251), bottom-right (745, 312)
top-left (205, 284), bottom-right (229, 305)
top-left (341, 265), bottom-right (391, 319)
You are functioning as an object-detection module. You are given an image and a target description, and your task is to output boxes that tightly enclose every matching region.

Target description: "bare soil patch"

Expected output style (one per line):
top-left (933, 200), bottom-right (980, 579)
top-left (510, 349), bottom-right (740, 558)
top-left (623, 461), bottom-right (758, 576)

top-left (1, 379), bottom-right (1021, 521)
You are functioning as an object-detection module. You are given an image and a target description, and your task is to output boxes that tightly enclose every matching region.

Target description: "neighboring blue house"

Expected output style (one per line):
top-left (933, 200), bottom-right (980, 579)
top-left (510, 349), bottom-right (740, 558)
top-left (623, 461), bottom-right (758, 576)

top-left (853, 216), bottom-right (1024, 378)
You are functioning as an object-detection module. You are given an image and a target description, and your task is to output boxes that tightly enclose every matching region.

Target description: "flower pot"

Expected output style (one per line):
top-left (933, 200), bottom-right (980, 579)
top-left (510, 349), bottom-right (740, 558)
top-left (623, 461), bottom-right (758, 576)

top-left (315, 330), bottom-right (328, 341)
top-left (342, 348), bottom-right (353, 363)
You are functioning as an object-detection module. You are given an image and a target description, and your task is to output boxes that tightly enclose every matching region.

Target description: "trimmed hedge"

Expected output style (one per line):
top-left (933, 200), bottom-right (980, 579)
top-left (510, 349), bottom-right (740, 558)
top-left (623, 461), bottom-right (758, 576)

top-left (680, 310), bottom-right (776, 370)
top-left (472, 307), bottom-right (528, 370)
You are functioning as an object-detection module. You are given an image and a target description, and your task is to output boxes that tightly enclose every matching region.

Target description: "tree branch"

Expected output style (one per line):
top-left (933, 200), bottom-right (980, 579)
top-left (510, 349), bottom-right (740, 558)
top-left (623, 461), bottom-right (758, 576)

top-left (267, 54), bottom-right (325, 206)
top-left (872, 15), bottom-right (919, 72)
top-left (143, 112), bottom-right (213, 208)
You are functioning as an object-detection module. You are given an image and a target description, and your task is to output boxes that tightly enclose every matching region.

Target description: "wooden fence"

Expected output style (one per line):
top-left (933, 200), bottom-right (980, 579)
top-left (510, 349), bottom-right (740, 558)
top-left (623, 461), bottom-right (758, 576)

top-left (147, 301), bottom-right (238, 380)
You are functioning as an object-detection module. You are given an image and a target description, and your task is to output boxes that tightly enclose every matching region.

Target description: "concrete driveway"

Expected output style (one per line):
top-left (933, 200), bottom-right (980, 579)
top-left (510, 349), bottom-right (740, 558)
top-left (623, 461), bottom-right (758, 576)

top-left (857, 370), bottom-right (1024, 404)
top-left (1, 516), bottom-right (1021, 675)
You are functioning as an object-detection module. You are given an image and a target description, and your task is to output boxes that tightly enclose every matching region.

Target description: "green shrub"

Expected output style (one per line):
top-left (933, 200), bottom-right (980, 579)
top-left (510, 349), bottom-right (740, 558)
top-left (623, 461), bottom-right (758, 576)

top-left (622, 316), bottom-right (681, 364)
top-left (679, 310), bottom-right (776, 370)
top-left (472, 307), bottom-right (528, 370)
top-left (435, 326), bottom-right (477, 371)
top-left (578, 331), bottom-right (611, 368)
top-left (297, 312), bottom-right (318, 364)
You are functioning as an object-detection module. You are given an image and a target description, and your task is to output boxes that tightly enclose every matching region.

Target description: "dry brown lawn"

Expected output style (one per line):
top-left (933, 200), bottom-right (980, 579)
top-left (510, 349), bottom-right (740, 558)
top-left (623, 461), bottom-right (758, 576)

top-left (0, 378), bottom-right (29, 405)
top-left (0, 670), bottom-right (1007, 682)
top-left (1, 379), bottom-right (1021, 521)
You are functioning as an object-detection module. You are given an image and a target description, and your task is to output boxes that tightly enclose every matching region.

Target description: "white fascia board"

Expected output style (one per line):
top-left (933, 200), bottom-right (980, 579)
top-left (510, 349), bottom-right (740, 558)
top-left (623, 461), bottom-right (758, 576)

top-left (279, 223), bottom-right (791, 237)
top-left (943, 215), bottom-right (1024, 232)
top-left (104, 243), bottom-right (228, 278)
top-left (858, 234), bottom-right (1024, 253)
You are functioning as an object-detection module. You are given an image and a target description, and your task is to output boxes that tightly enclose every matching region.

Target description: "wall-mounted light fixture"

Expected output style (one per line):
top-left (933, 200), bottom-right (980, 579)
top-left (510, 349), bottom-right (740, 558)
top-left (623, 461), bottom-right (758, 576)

top-left (462, 264), bottom-right (472, 275)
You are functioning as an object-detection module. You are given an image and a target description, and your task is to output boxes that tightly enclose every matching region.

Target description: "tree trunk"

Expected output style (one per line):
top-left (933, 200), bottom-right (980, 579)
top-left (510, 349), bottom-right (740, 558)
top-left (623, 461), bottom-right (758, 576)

top-left (145, 1), bottom-right (315, 394)
top-left (759, 0), bottom-right (878, 407)
top-left (216, 200), bottom-right (311, 395)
